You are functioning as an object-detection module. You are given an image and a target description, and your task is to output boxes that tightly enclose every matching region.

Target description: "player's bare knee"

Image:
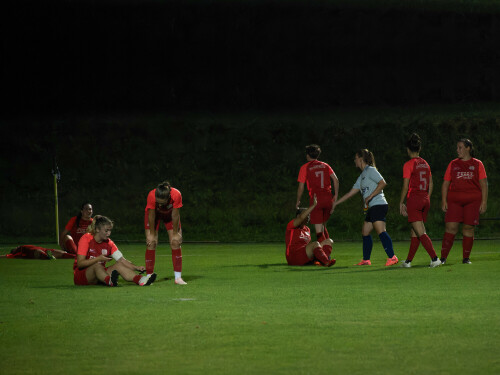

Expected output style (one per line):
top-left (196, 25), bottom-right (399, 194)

top-left (171, 240), bottom-right (180, 248)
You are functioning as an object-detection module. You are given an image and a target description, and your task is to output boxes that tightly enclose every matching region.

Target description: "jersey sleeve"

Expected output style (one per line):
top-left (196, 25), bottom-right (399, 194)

top-left (65, 216), bottom-right (77, 231)
top-left (368, 167), bottom-right (383, 183)
top-left (286, 220), bottom-right (296, 230)
top-left (327, 164), bottom-right (334, 177)
top-left (77, 233), bottom-right (91, 256)
top-left (402, 160), bottom-right (413, 179)
top-left (171, 188), bottom-right (183, 209)
top-left (146, 189), bottom-right (156, 211)
top-left (477, 160), bottom-right (487, 179)
top-left (297, 164), bottom-right (308, 183)
top-left (108, 239), bottom-right (119, 255)
top-left (443, 162), bottom-right (453, 181)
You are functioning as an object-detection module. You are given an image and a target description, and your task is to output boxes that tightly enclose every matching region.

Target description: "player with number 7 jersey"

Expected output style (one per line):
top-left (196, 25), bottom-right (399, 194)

top-left (296, 144), bottom-right (339, 252)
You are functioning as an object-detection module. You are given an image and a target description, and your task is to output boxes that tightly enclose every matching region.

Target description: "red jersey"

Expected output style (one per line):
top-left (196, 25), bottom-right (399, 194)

top-left (74, 232), bottom-right (118, 270)
top-left (444, 158), bottom-right (487, 193)
top-left (145, 187), bottom-right (183, 222)
top-left (297, 160), bottom-right (334, 196)
top-left (403, 157), bottom-right (432, 198)
top-left (65, 216), bottom-right (93, 245)
top-left (285, 220), bottom-right (311, 256)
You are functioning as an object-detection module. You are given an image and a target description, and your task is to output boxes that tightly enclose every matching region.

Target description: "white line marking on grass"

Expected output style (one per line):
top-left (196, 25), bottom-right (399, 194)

top-left (172, 298), bottom-right (196, 301)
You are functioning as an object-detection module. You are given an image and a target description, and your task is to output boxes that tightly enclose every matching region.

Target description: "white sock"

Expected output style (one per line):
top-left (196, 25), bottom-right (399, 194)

top-left (174, 271), bottom-right (182, 279)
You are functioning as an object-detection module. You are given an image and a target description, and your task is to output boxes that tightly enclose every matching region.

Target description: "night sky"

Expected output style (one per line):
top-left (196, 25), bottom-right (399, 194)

top-left (3, 0), bottom-right (500, 117)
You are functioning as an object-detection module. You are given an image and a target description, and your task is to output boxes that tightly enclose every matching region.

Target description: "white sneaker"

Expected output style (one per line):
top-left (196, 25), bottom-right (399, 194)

top-left (429, 259), bottom-right (442, 268)
top-left (400, 261), bottom-right (411, 268)
top-left (175, 277), bottom-right (187, 285)
top-left (139, 273), bottom-right (157, 286)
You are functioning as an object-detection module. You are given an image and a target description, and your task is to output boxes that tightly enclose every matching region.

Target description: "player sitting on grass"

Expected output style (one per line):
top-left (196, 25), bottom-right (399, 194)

top-left (74, 215), bottom-right (156, 287)
top-left (286, 195), bottom-right (336, 267)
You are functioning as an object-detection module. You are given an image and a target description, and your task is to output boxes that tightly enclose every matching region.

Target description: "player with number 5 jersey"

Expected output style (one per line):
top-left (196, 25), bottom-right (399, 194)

top-left (399, 133), bottom-right (441, 268)
top-left (296, 144), bottom-right (339, 259)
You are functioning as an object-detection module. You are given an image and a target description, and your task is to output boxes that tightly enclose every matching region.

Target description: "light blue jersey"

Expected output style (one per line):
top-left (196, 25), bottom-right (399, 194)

top-left (353, 166), bottom-right (387, 207)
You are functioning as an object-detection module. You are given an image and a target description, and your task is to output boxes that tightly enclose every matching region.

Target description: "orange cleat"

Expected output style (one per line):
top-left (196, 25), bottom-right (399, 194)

top-left (385, 255), bottom-right (399, 266)
top-left (355, 259), bottom-right (371, 266)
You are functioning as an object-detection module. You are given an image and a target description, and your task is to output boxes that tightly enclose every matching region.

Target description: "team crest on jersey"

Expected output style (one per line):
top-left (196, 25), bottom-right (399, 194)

top-left (299, 232), bottom-right (310, 241)
top-left (469, 166), bottom-right (475, 171)
top-left (102, 250), bottom-right (108, 256)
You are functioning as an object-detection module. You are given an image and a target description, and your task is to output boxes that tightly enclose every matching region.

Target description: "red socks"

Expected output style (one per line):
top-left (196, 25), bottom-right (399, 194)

top-left (406, 237), bottom-right (420, 261)
top-left (145, 249), bottom-right (156, 274)
top-left (420, 234), bottom-right (437, 259)
top-left (313, 246), bottom-right (329, 266)
top-left (323, 244), bottom-right (332, 258)
top-left (441, 232), bottom-right (456, 259)
top-left (172, 248), bottom-right (182, 272)
top-left (463, 236), bottom-right (474, 259)
top-left (65, 239), bottom-right (77, 254)
top-left (133, 275), bottom-right (142, 285)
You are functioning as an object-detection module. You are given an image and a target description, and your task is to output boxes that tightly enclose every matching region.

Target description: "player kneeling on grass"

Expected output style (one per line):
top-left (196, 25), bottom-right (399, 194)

top-left (286, 195), bottom-right (336, 267)
top-left (74, 215), bottom-right (156, 287)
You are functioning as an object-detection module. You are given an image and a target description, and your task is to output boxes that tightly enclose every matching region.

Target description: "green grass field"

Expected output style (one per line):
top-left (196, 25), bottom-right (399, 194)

top-left (1, 241), bottom-right (499, 375)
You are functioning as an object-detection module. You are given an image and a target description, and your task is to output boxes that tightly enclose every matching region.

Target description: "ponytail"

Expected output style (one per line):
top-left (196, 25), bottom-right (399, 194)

top-left (155, 181), bottom-right (172, 200)
top-left (406, 133), bottom-right (422, 153)
top-left (87, 215), bottom-right (113, 235)
top-left (356, 149), bottom-right (376, 169)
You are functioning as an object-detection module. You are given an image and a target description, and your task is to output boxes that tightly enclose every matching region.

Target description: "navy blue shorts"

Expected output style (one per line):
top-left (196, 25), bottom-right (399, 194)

top-left (364, 204), bottom-right (388, 223)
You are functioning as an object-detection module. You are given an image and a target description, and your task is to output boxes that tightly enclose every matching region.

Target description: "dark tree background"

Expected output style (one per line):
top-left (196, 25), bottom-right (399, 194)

top-left (2, 0), bottom-right (500, 242)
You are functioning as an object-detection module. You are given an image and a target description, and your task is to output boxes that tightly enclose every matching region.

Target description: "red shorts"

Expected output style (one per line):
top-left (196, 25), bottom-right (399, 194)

top-left (406, 194), bottom-right (430, 223)
top-left (144, 212), bottom-right (181, 231)
top-left (286, 244), bottom-right (311, 265)
top-left (309, 193), bottom-right (333, 225)
top-left (445, 191), bottom-right (481, 226)
top-left (73, 268), bottom-right (90, 285)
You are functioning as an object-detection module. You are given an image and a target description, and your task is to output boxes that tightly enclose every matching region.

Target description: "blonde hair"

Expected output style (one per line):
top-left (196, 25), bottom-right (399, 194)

top-left (87, 215), bottom-right (113, 235)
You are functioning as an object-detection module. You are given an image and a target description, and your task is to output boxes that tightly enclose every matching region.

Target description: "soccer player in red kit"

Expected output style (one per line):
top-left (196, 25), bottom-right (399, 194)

top-left (74, 215), bottom-right (155, 287)
top-left (59, 202), bottom-right (93, 254)
top-left (296, 144), bottom-right (339, 259)
top-left (144, 181), bottom-right (186, 285)
top-left (440, 138), bottom-right (488, 265)
top-left (2, 245), bottom-right (75, 259)
top-left (399, 133), bottom-right (441, 268)
top-left (286, 195), bottom-right (335, 267)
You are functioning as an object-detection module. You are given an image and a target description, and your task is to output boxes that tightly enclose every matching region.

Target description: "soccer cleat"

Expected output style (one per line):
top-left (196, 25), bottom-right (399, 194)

top-left (440, 258), bottom-right (447, 265)
top-left (429, 258), bottom-right (442, 268)
top-left (110, 270), bottom-right (119, 287)
top-left (400, 260), bottom-right (411, 268)
top-left (175, 277), bottom-right (187, 285)
top-left (462, 258), bottom-right (472, 264)
top-left (385, 255), bottom-right (399, 266)
top-left (327, 259), bottom-right (336, 267)
top-left (313, 260), bottom-right (322, 266)
top-left (355, 259), bottom-right (371, 266)
top-left (139, 273), bottom-right (157, 286)
top-left (45, 251), bottom-right (56, 260)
